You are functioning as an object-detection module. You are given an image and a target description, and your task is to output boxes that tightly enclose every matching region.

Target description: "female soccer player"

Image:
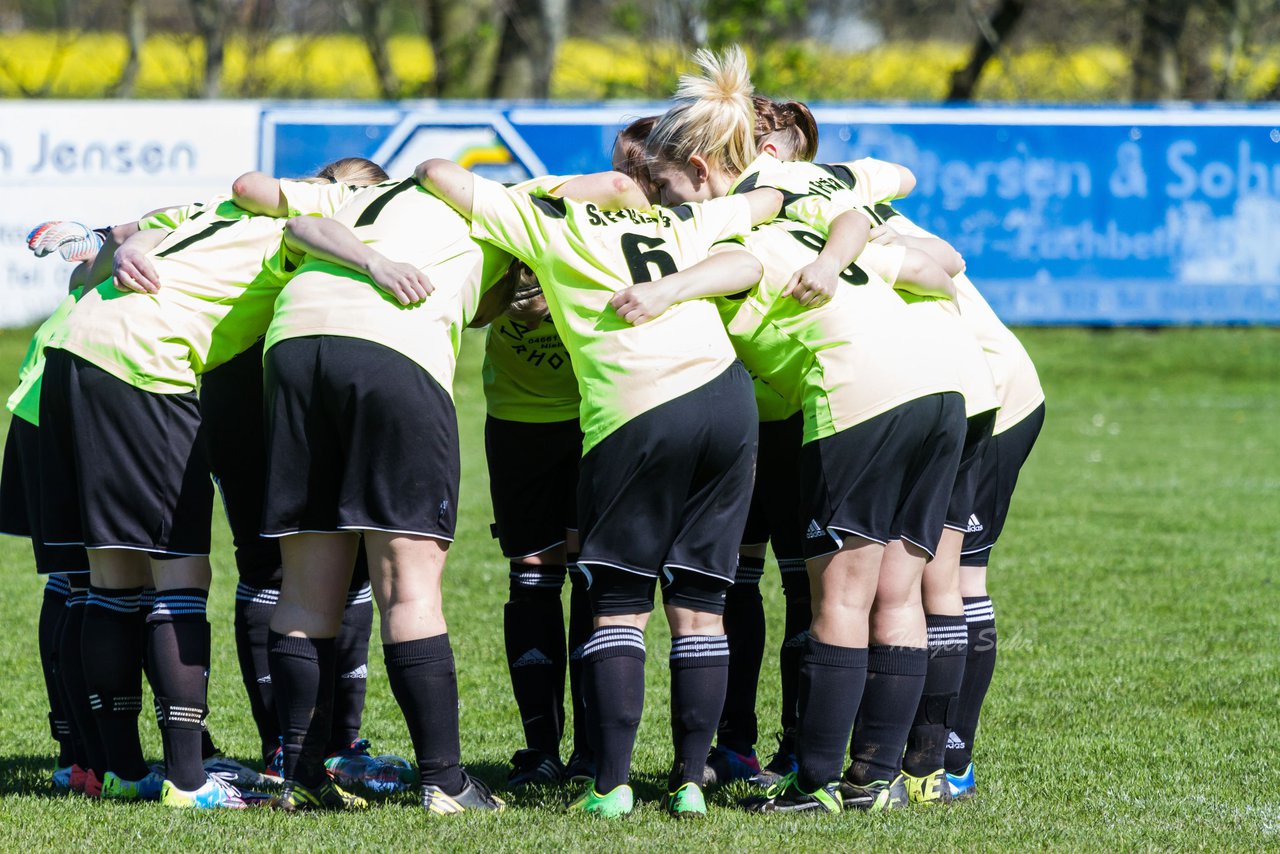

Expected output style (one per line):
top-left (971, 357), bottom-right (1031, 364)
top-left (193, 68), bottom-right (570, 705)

top-left (36, 158), bottom-right (381, 809)
top-left (258, 174), bottom-right (515, 815)
top-left (418, 132), bottom-right (782, 816)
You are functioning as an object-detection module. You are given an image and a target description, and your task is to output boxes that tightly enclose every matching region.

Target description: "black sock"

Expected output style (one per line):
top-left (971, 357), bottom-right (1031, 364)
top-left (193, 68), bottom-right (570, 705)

top-left (904, 615), bottom-right (968, 776)
top-left (83, 586), bottom-right (149, 780)
top-left (384, 634), bottom-right (465, 794)
top-left (582, 626), bottom-right (646, 792)
top-left (778, 560), bottom-right (811, 736)
top-left (566, 567), bottom-right (593, 761)
top-left (718, 557), bottom-right (764, 755)
top-left (269, 631), bottom-right (336, 789)
top-left (847, 645), bottom-right (928, 785)
top-left (670, 634), bottom-right (730, 786)
top-left (60, 589), bottom-right (103, 772)
top-left (504, 563), bottom-right (567, 756)
top-left (146, 588), bottom-right (212, 791)
top-left (329, 580), bottom-right (374, 753)
top-left (795, 639), bottom-right (867, 792)
top-left (947, 596), bottom-right (996, 773)
top-left (234, 582), bottom-right (280, 764)
top-left (40, 575), bottom-right (73, 765)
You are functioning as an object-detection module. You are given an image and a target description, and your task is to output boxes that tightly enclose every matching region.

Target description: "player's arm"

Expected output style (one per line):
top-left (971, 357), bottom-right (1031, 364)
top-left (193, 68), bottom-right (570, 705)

top-left (870, 221), bottom-right (965, 277)
top-left (744, 187), bottom-right (784, 226)
top-left (231, 171), bottom-right (289, 216)
top-left (860, 243), bottom-right (956, 302)
top-left (283, 216), bottom-right (432, 306)
top-left (610, 247), bottom-right (763, 325)
top-left (112, 227), bottom-right (170, 294)
top-left (415, 159), bottom-right (476, 219)
top-left (783, 209), bottom-right (871, 307)
top-left (555, 171), bottom-right (652, 210)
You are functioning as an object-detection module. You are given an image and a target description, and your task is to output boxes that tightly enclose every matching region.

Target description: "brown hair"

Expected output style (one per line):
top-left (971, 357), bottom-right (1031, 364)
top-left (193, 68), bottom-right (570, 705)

top-left (646, 46), bottom-right (757, 176)
top-left (614, 116), bottom-right (658, 184)
top-left (300, 157), bottom-right (388, 186)
top-left (753, 96), bottom-right (818, 162)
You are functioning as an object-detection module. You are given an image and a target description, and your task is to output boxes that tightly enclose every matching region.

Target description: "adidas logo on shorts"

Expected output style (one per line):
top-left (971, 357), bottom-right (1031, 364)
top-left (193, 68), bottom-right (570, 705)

top-left (512, 648), bottom-right (553, 668)
top-left (805, 520), bottom-right (826, 539)
top-left (966, 513), bottom-right (984, 533)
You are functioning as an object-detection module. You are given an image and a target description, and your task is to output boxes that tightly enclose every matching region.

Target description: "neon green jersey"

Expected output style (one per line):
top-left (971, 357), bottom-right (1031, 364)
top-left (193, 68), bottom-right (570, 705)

top-left (468, 175), bottom-right (752, 455)
top-left (483, 315), bottom-right (580, 423)
top-left (49, 180), bottom-right (357, 394)
top-left (730, 153), bottom-right (881, 233)
top-left (712, 220), bottom-right (964, 444)
top-left (267, 179), bottom-right (512, 396)
top-left (6, 288), bottom-right (87, 426)
top-left (749, 370), bottom-right (800, 423)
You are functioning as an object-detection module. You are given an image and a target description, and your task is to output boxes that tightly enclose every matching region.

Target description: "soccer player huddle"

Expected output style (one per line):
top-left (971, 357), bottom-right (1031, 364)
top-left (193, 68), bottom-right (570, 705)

top-left (6, 46), bottom-right (1044, 818)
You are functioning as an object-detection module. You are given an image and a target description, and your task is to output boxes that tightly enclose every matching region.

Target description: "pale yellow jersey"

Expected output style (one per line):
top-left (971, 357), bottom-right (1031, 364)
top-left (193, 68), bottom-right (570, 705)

top-left (49, 180), bottom-right (357, 394)
top-left (482, 314), bottom-right (580, 423)
top-left (730, 153), bottom-right (880, 233)
top-left (468, 175), bottom-right (751, 455)
top-left (713, 220), bottom-right (964, 444)
top-left (267, 178), bottom-right (512, 396)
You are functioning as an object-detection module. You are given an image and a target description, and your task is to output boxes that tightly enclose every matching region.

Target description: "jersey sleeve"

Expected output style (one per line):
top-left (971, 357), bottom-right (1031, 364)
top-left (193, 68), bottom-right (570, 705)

top-left (784, 191), bottom-right (877, 236)
top-left (468, 175), bottom-right (551, 265)
top-left (689, 195), bottom-right (753, 250)
top-left (279, 179), bottom-right (359, 217)
top-left (139, 202), bottom-right (200, 230)
top-left (837, 158), bottom-right (905, 204)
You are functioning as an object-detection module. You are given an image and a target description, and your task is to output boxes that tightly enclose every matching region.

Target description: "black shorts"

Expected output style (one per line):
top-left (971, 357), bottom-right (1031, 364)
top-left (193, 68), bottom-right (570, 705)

top-left (485, 416), bottom-right (581, 558)
top-left (585, 564), bottom-right (729, 617)
top-left (741, 412), bottom-right (805, 563)
top-left (577, 362), bottom-right (757, 584)
top-left (38, 349), bottom-right (213, 557)
top-left (961, 402), bottom-right (1045, 566)
top-left (945, 409), bottom-right (997, 532)
top-left (201, 338), bottom-right (281, 584)
top-left (262, 336), bottom-right (460, 540)
top-left (0, 416), bottom-right (89, 575)
top-left (802, 392), bottom-right (966, 560)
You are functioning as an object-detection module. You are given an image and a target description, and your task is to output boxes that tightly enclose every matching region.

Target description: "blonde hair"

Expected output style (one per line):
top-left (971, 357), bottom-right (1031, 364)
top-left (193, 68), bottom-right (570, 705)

top-left (646, 46), bottom-right (757, 176)
top-left (300, 157), bottom-right (388, 186)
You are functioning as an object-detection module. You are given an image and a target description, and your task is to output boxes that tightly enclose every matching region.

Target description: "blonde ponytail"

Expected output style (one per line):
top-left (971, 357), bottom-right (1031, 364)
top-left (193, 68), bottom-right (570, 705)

top-left (647, 45), bottom-right (758, 177)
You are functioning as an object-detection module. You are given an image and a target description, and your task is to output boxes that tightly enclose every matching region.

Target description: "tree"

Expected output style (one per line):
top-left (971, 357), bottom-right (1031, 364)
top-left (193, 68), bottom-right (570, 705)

top-left (347, 0), bottom-right (400, 98)
top-left (189, 0), bottom-right (231, 97)
top-left (947, 0), bottom-right (1029, 101)
top-left (1131, 0), bottom-right (1191, 100)
top-left (488, 0), bottom-right (568, 99)
top-left (422, 0), bottom-right (497, 97)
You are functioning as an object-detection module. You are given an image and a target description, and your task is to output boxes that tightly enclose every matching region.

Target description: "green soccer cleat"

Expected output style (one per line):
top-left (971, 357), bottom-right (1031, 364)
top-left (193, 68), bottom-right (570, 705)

top-left (421, 772), bottom-right (505, 815)
top-left (566, 783), bottom-right (634, 818)
top-left (666, 781), bottom-right (707, 819)
top-left (839, 771), bottom-right (908, 811)
top-left (270, 779), bottom-right (368, 812)
top-left (101, 770), bottom-right (165, 802)
top-left (740, 771), bottom-right (842, 815)
top-left (904, 769), bottom-right (953, 805)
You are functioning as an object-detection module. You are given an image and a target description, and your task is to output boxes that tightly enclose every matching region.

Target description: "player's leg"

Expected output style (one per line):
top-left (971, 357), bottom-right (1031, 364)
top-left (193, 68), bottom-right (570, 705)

top-left (565, 529), bottom-right (595, 782)
top-left (708, 544), bottom-right (764, 785)
top-left (947, 402), bottom-right (1044, 795)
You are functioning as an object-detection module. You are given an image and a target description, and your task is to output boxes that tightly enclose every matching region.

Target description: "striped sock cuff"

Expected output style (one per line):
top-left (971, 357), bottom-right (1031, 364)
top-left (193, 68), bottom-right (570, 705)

top-left (86, 586), bottom-right (143, 616)
top-left (236, 582), bottom-right (280, 606)
top-left (65, 589), bottom-right (89, 608)
top-left (509, 563), bottom-right (567, 591)
top-left (151, 588), bottom-right (208, 618)
top-left (157, 697), bottom-right (208, 731)
top-left (346, 582), bottom-right (373, 606)
top-left (926, 614), bottom-right (969, 656)
top-left (777, 557), bottom-right (807, 575)
top-left (582, 625), bottom-right (646, 661)
top-left (962, 596), bottom-right (995, 628)
top-left (139, 588), bottom-right (156, 610)
top-left (89, 692), bottom-right (143, 715)
top-left (735, 556), bottom-right (765, 585)
top-left (44, 574), bottom-right (72, 597)
top-left (669, 634), bottom-right (730, 668)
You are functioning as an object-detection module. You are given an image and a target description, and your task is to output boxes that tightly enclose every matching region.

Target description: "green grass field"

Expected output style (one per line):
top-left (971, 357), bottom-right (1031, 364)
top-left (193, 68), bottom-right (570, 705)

top-left (1, 326), bottom-right (1277, 850)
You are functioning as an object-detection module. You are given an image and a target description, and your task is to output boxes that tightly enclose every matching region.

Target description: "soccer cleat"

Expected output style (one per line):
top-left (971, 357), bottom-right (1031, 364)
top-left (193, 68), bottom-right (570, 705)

top-left (508, 748), bottom-right (566, 787)
top-left (666, 781), bottom-right (707, 819)
top-left (566, 783), bottom-right (634, 818)
top-left (26, 221), bottom-right (104, 262)
top-left (271, 779), bottom-right (368, 812)
top-left (905, 769), bottom-right (952, 805)
top-left (205, 754), bottom-right (272, 790)
top-left (750, 730), bottom-right (798, 788)
top-left (564, 751), bottom-right (596, 785)
top-left (80, 768), bottom-right (103, 798)
top-left (101, 770), bottom-right (165, 801)
top-left (946, 762), bottom-right (977, 800)
top-left (703, 744), bottom-right (761, 786)
top-left (839, 771), bottom-right (909, 811)
top-left (51, 765), bottom-right (73, 791)
top-left (421, 772), bottom-right (505, 815)
top-left (260, 744), bottom-right (285, 787)
top-left (161, 773), bottom-right (248, 809)
top-left (325, 738), bottom-right (415, 794)
top-left (740, 771), bottom-right (841, 815)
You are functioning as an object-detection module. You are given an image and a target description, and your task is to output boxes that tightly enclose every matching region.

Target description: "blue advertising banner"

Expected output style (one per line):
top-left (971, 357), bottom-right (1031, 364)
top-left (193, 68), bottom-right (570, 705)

top-left (259, 103), bottom-right (1280, 325)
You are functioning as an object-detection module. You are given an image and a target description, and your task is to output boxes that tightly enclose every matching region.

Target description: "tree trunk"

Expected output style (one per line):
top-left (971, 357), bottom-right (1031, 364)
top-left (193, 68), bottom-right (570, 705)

top-left (946, 0), bottom-right (1028, 101)
top-left (113, 0), bottom-right (146, 98)
top-left (190, 0), bottom-right (228, 98)
top-left (1131, 0), bottom-right (1192, 101)
top-left (424, 0), bottom-right (496, 97)
top-left (488, 0), bottom-right (567, 99)
top-left (348, 0), bottom-right (399, 98)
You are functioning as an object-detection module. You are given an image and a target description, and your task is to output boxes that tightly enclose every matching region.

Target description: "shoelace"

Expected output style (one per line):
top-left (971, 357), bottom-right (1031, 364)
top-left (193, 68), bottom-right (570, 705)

top-left (207, 772), bottom-right (245, 805)
top-left (764, 771), bottom-right (797, 800)
top-left (461, 769), bottom-right (496, 802)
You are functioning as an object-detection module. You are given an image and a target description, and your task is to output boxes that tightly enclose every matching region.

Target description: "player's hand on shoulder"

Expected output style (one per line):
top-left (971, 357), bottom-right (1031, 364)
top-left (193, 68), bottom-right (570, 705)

top-left (368, 255), bottom-right (433, 306)
top-left (112, 244), bottom-right (161, 294)
top-left (610, 282), bottom-right (675, 325)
